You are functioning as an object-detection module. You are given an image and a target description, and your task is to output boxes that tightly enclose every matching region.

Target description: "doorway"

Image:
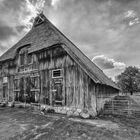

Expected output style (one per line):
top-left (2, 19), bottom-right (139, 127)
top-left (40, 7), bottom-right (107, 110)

top-left (14, 76), bottom-right (36, 103)
top-left (51, 79), bottom-right (63, 106)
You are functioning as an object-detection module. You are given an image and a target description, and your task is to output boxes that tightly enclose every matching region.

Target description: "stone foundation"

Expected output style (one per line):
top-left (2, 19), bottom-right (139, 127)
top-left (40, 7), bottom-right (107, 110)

top-left (40, 104), bottom-right (97, 118)
top-left (2, 102), bottom-right (97, 118)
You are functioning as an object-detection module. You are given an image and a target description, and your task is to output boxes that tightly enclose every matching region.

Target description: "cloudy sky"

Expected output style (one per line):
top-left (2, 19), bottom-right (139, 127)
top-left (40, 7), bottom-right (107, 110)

top-left (0, 0), bottom-right (140, 80)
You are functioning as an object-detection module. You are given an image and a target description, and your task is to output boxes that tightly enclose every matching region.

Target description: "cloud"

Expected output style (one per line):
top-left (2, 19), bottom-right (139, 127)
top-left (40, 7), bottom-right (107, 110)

top-left (0, 43), bottom-right (7, 52)
top-left (44, 0), bottom-right (128, 56)
top-left (0, 0), bottom-right (140, 79)
top-left (0, 0), bottom-right (46, 32)
top-left (95, 0), bottom-right (139, 3)
top-left (92, 55), bottom-right (126, 80)
top-left (124, 10), bottom-right (139, 26)
top-left (44, 0), bottom-right (140, 68)
top-left (19, 0), bottom-right (46, 31)
top-left (104, 68), bottom-right (125, 81)
top-left (51, 0), bottom-right (61, 8)
top-left (92, 55), bottom-right (114, 69)
top-left (0, 24), bottom-right (17, 40)
top-left (0, 0), bottom-right (46, 55)
top-left (92, 55), bottom-right (126, 70)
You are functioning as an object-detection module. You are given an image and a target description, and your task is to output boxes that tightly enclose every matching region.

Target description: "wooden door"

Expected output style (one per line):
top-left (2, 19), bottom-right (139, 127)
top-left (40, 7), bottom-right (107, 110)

top-left (15, 76), bottom-right (36, 103)
top-left (52, 79), bottom-right (63, 106)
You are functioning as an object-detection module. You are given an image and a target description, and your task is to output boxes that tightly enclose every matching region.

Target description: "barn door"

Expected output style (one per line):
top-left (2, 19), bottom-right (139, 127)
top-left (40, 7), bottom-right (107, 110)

top-left (52, 79), bottom-right (63, 106)
top-left (14, 76), bottom-right (38, 103)
top-left (25, 76), bottom-right (35, 103)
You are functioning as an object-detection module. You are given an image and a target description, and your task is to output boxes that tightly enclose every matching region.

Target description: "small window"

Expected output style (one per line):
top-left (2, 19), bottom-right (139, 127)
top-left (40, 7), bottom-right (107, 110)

top-left (27, 54), bottom-right (32, 64)
top-left (52, 69), bottom-right (62, 78)
top-left (34, 15), bottom-right (45, 26)
top-left (3, 77), bottom-right (8, 83)
top-left (20, 53), bottom-right (25, 65)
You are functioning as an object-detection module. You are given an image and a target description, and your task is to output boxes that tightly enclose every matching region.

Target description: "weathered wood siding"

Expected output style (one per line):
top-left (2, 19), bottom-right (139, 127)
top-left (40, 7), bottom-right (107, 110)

top-left (0, 60), bottom-right (16, 101)
top-left (37, 45), bottom-right (97, 113)
top-left (0, 44), bottom-right (118, 115)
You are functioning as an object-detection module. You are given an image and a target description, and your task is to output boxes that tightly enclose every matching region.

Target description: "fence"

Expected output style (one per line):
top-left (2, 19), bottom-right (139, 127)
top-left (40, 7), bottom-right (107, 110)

top-left (103, 96), bottom-right (140, 117)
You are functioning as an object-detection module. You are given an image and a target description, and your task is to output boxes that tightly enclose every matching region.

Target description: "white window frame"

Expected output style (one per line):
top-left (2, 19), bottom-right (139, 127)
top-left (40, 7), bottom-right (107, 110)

top-left (52, 69), bottom-right (63, 78)
top-left (3, 77), bottom-right (8, 83)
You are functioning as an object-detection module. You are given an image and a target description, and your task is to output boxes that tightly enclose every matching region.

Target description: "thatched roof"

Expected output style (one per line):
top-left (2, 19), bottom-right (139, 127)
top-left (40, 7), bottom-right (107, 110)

top-left (0, 14), bottom-right (119, 90)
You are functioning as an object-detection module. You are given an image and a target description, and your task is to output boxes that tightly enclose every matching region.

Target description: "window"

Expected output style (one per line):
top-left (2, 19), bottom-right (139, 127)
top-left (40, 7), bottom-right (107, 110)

top-left (27, 54), bottom-right (32, 64)
top-left (52, 69), bottom-right (62, 78)
top-left (20, 53), bottom-right (25, 65)
top-left (20, 52), bottom-right (32, 66)
top-left (34, 14), bottom-right (45, 26)
top-left (3, 77), bottom-right (8, 83)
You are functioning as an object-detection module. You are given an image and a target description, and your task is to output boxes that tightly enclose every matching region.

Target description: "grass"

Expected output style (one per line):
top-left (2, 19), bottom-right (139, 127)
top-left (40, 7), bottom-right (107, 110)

top-left (0, 107), bottom-right (140, 140)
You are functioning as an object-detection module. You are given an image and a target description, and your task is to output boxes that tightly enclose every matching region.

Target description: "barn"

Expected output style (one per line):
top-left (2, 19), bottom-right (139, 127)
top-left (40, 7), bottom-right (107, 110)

top-left (0, 13), bottom-right (119, 116)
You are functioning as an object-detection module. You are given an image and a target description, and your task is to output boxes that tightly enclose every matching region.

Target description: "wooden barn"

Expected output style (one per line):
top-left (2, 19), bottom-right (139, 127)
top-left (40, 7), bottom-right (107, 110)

top-left (0, 14), bottom-right (119, 116)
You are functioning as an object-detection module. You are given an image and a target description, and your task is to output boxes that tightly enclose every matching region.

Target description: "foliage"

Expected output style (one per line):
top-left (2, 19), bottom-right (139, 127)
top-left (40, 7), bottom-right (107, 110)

top-left (117, 66), bottom-right (140, 94)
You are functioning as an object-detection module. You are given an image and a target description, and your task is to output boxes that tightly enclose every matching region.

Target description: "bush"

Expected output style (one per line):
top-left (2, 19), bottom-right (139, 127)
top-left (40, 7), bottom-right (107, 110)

top-left (47, 108), bottom-right (55, 113)
top-left (18, 104), bottom-right (24, 108)
top-left (1, 103), bottom-right (7, 107)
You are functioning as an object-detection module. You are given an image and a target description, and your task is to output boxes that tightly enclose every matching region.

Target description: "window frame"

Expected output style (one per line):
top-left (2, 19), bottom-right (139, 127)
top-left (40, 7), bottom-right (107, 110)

top-left (52, 69), bottom-right (63, 78)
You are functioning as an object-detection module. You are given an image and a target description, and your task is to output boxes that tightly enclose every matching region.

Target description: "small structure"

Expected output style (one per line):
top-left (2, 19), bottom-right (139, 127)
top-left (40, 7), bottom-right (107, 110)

top-left (0, 14), bottom-right (119, 116)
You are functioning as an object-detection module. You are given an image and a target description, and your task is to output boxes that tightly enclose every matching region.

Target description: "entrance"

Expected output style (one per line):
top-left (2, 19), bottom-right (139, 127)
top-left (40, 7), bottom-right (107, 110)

top-left (52, 79), bottom-right (63, 106)
top-left (14, 74), bottom-right (40, 103)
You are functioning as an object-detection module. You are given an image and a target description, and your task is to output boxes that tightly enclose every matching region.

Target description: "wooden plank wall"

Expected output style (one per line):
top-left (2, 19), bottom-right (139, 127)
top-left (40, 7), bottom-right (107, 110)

top-left (0, 45), bottom-right (118, 115)
top-left (38, 46), bottom-right (97, 112)
top-left (40, 69), bottom-right (50, 104)
top-left (0, 62), bottom-right (16, 102)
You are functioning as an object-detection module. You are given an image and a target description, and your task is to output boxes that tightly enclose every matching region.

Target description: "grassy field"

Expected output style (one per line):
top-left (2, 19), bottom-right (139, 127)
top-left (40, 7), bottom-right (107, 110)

top-left (0, 107), bottom-right (140, 140)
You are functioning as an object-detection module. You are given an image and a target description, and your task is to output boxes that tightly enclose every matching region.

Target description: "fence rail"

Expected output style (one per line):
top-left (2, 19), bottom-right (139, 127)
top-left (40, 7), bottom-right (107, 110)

top-left (103, 97), bottom-right (140, 117)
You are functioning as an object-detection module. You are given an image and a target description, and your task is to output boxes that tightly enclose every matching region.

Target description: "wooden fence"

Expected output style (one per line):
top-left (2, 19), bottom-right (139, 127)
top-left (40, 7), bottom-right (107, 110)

top-left (103, 96), bottom-right (140, 117)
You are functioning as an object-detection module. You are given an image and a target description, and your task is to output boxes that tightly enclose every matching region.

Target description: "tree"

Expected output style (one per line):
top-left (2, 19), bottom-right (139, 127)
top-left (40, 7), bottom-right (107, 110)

top-left (117, 66), bottom-right (140, 95)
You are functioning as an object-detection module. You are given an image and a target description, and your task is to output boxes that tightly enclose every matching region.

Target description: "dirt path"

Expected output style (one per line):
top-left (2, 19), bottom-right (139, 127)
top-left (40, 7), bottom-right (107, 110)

top-left (0, 107), bottom-right (140, 140)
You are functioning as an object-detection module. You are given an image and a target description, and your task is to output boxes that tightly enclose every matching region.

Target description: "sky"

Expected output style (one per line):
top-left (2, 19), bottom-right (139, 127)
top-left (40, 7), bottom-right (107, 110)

top-left (0, 0), bottom-right (140, 80)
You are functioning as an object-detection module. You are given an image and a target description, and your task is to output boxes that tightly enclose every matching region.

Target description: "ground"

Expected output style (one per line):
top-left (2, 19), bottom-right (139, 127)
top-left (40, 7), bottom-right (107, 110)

top-left (0, 107), bottom-right (140, 140)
